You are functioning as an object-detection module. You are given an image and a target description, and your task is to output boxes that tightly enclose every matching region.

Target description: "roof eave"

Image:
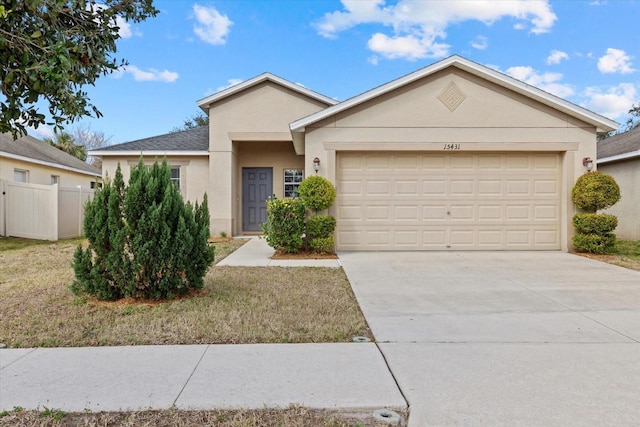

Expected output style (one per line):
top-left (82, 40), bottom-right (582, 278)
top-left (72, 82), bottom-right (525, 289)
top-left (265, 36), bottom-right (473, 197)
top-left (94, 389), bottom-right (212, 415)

top-left (597, 150), bottom-right (640, 164)
top-left (0, 151), bottom-right (101, 177)
top-left (89, 150), bottom-right (209, 157)
top-left (197, 73), bottom-right (337, 110)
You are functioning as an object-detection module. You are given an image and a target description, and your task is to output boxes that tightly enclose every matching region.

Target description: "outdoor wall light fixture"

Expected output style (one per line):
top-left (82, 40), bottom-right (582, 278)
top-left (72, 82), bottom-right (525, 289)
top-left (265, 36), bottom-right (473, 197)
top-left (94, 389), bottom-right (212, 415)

top-left (313, 157), bottom-right (320, 173)
top-left (582, 157), bottom-right (594, 172)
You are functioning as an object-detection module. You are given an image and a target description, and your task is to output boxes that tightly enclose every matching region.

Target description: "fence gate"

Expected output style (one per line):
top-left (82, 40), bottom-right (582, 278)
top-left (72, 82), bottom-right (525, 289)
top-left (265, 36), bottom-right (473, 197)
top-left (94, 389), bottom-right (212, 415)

top-left (0, 179), bottom-right (93, 241)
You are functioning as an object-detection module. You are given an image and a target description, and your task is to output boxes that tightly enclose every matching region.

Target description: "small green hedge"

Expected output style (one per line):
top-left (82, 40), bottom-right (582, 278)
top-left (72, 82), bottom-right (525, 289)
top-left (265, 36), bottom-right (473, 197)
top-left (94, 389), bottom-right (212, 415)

top-left (262, 198), bottom-right (306, 253)
top-left (572, 233), bottom-right (616, 254)
top-left (573, 213), bottom-right (618, 234)
top-left (571, 171), bottom-right (621, 213)
top-left (306, 215), bottom-right (336, 239)
top-left (309, 236), bottom-right (335, 254)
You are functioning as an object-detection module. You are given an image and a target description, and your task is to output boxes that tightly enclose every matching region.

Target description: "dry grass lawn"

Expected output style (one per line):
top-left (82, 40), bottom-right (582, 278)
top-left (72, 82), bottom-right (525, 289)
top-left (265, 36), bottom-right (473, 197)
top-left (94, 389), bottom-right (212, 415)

top-left (575, 239), bottom-right (640, 271)
top-left (0, 406), bottom-right (396, 427)
top-left (0, 238), bottom-right (371, 348)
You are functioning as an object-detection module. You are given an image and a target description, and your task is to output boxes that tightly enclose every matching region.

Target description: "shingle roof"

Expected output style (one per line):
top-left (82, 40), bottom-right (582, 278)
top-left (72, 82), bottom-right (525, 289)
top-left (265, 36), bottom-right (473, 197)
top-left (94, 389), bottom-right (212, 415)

top-left (95, 126), bottom-right (209, 153)
top-left (597, 126), bottom-right (640, 160)
top-left (0, 133), bottom-right (101, 176)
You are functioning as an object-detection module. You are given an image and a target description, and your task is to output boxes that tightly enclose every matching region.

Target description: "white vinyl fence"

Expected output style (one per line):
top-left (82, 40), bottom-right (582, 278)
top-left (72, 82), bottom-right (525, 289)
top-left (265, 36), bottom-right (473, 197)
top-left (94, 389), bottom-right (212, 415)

top-left (0, 179), bottom-right (94, 241)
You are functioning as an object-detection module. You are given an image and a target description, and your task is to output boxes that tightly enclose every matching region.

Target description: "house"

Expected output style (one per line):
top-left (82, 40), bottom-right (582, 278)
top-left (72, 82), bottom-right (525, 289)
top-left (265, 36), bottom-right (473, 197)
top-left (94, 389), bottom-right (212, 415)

top-left (91, 55), bottom-right (617, 251)
top-left (0, 132), bottom-right (101, 187)
top-left (597, 126), bottom-right (640, 240)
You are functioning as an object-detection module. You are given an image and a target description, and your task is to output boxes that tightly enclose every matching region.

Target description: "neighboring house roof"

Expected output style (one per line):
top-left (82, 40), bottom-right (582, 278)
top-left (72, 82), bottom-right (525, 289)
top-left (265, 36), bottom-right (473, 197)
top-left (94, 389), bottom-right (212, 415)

top-left (597, 126), bottom-right (640, 164)
top-left (90, 125), bottom-right (209, 156)
top-left (197, 72), bottom-right (338, 109)
top-left (290, 55), bottom-right (618, 137)
top-left (0, 132), bottom-right (101, 176)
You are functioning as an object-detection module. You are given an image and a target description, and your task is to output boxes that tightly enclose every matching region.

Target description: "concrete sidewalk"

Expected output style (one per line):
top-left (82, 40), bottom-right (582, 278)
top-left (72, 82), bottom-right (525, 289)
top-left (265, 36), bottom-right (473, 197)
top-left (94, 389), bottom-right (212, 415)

top-left (217, 237), bottom-right (341, 268)
top-left (0, 343), bottom-right (405, 414)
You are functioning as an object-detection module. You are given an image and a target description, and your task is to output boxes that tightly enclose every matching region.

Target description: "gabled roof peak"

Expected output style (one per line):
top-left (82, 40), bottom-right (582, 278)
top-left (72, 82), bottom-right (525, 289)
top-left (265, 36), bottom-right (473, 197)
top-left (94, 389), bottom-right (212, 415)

top-left (197, 72), bottom-right (337, 110)
top-left (290, 54), bottom-right (617, 134)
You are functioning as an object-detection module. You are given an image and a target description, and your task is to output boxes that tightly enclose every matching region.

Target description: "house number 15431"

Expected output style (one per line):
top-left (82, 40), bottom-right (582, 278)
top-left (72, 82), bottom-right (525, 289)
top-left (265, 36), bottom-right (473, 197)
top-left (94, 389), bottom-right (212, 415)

top-left (443, 143), bottom-right (461, 150)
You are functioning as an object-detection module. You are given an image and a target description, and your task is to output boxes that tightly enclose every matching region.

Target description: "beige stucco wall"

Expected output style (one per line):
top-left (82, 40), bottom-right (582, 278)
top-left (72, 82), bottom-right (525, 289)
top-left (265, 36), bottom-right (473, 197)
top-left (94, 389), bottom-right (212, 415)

top-left (599, 160), bottom-right (640, 240)
top-left (100, 156), bottom-right (210, 206)
top-left (0, 157), bottom-right (99, 188)
top-left (206, 81), bottom-right (330, 235)
top-left (235, 141), bottom-right (304, 233)
top-left (304, 68), bottom-right (599, 251)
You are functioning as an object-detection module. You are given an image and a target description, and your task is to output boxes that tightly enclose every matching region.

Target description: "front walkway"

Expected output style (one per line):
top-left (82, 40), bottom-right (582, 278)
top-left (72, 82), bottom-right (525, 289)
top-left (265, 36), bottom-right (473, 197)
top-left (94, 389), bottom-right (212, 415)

top-left (1, 344), bottom-right (404, 413)
top-left (217, 237), bottom-right (341, 267)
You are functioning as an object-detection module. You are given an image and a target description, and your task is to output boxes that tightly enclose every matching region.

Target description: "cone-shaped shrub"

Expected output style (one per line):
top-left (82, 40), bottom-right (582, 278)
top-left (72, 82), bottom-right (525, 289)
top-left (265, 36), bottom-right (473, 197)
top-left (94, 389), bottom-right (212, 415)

top-left (71, 159), bottom-right (215, 300)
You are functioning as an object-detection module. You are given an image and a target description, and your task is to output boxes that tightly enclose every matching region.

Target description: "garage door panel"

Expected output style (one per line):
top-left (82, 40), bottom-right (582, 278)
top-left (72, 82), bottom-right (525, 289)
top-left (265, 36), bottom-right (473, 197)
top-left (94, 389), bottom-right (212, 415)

top-left (336, 152), bottom-right (561, 251)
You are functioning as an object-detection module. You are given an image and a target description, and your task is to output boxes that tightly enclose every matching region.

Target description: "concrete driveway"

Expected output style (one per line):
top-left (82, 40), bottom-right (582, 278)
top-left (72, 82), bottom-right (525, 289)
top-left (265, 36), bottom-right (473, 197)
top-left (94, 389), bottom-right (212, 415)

top-left (339, 251), bottom-right (640, 427)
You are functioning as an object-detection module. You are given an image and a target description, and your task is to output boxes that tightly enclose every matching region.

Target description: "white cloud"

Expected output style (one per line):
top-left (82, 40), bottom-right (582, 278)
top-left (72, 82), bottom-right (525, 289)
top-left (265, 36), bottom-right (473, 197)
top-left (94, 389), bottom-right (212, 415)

top-left (505, 65), bottom-right (575, 98)
top-left (598, 48), bottom-right (636, 74)
top-left (115, 16), bottom-right (133, 38)
top-left (216, 78), bottom-right (243, 92)
top-left (27, 125), bottom-right (55, 140)
top-left (314, 0), bottom-right (557, 60)
top-left (470, 35), bottom-right (488, 50)
top-left (546, 50), bottom-right (568, 65)
top-left (582, 83), bottom-right (637, 119)
top-left (119, 65), bottom-right (179, 82)
top-left (193, 4), bottom-right (233, 45)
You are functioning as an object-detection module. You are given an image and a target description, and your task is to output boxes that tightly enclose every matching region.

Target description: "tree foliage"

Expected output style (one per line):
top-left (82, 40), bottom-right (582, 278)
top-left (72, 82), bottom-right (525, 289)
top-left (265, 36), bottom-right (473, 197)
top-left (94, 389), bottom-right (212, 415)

top-left (71, 123), bottom-right (112, 167)
top-left (71, 159), bottom-right (215, 300)
top-left (0, 0), bottom-right (158, 139)
top-left (625, 102), bottom-right (640, 131)
top-left (43, 131), bottom-right (87, 161)
top-left (170, 112), bottom-right (209, 133)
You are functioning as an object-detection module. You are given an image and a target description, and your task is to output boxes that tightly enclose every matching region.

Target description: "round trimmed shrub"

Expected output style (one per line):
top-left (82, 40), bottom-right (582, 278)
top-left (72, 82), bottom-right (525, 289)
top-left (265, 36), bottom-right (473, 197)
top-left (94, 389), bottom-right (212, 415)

top-left (306, 215), bottom-right (336, 239)
top-left (571, 171), bottom-right (621, 213)
top-left (573, 213), bottom-right (618, 235)
top-left (298, 175), bottom-right (336, 212)
top-left (572, 233), bottom-right (616, 254)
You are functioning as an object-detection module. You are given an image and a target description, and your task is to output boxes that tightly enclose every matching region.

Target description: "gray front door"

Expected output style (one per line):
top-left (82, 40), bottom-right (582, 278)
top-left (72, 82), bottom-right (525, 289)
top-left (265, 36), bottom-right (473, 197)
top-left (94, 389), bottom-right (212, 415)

top-left (242, 167), bottom-right (273, 232)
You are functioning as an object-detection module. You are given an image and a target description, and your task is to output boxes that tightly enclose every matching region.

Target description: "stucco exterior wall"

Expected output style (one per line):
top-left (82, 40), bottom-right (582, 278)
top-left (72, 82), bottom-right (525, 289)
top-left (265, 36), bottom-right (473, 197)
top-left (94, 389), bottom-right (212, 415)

top-left (599, 160), bottom-right (640, 240)
top-left (206, 81), bottom-right (330, 235)
top-left (0, 157), bottom-right (99, 188)
top-left (303, 68), bottom-right (598, 251)
top-left (100, 155), bottom-right (210, 206)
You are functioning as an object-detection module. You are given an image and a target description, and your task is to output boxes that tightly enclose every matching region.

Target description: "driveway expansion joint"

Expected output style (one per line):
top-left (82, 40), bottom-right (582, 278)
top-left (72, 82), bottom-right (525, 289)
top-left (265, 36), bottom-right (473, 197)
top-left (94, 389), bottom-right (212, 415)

top-left (172, 345), bottom-right (210, 406)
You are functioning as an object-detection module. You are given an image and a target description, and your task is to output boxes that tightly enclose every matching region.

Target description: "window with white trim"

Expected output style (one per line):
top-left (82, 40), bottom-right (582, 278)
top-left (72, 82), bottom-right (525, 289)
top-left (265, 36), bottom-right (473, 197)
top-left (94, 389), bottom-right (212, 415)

top-left (284, 169), bottom-right (303, 198)
top-left (51, 175), bottom-right (60, 185)
top-left (14, 169), bottom-right (28, 183)
top-left (170, 166), bottom-right (181, 190)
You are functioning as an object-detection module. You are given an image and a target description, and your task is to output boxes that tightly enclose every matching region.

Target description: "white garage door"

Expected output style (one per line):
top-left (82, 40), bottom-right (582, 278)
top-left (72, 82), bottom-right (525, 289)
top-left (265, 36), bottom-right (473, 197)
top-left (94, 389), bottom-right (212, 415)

top-left (335, 152), bottom-right (561, 251)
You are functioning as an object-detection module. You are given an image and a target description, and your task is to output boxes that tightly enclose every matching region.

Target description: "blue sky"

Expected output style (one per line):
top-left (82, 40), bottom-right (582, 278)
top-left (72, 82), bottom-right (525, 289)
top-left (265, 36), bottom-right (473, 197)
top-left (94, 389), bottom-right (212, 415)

top-left (29, 0), bottom-right (640, 144)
